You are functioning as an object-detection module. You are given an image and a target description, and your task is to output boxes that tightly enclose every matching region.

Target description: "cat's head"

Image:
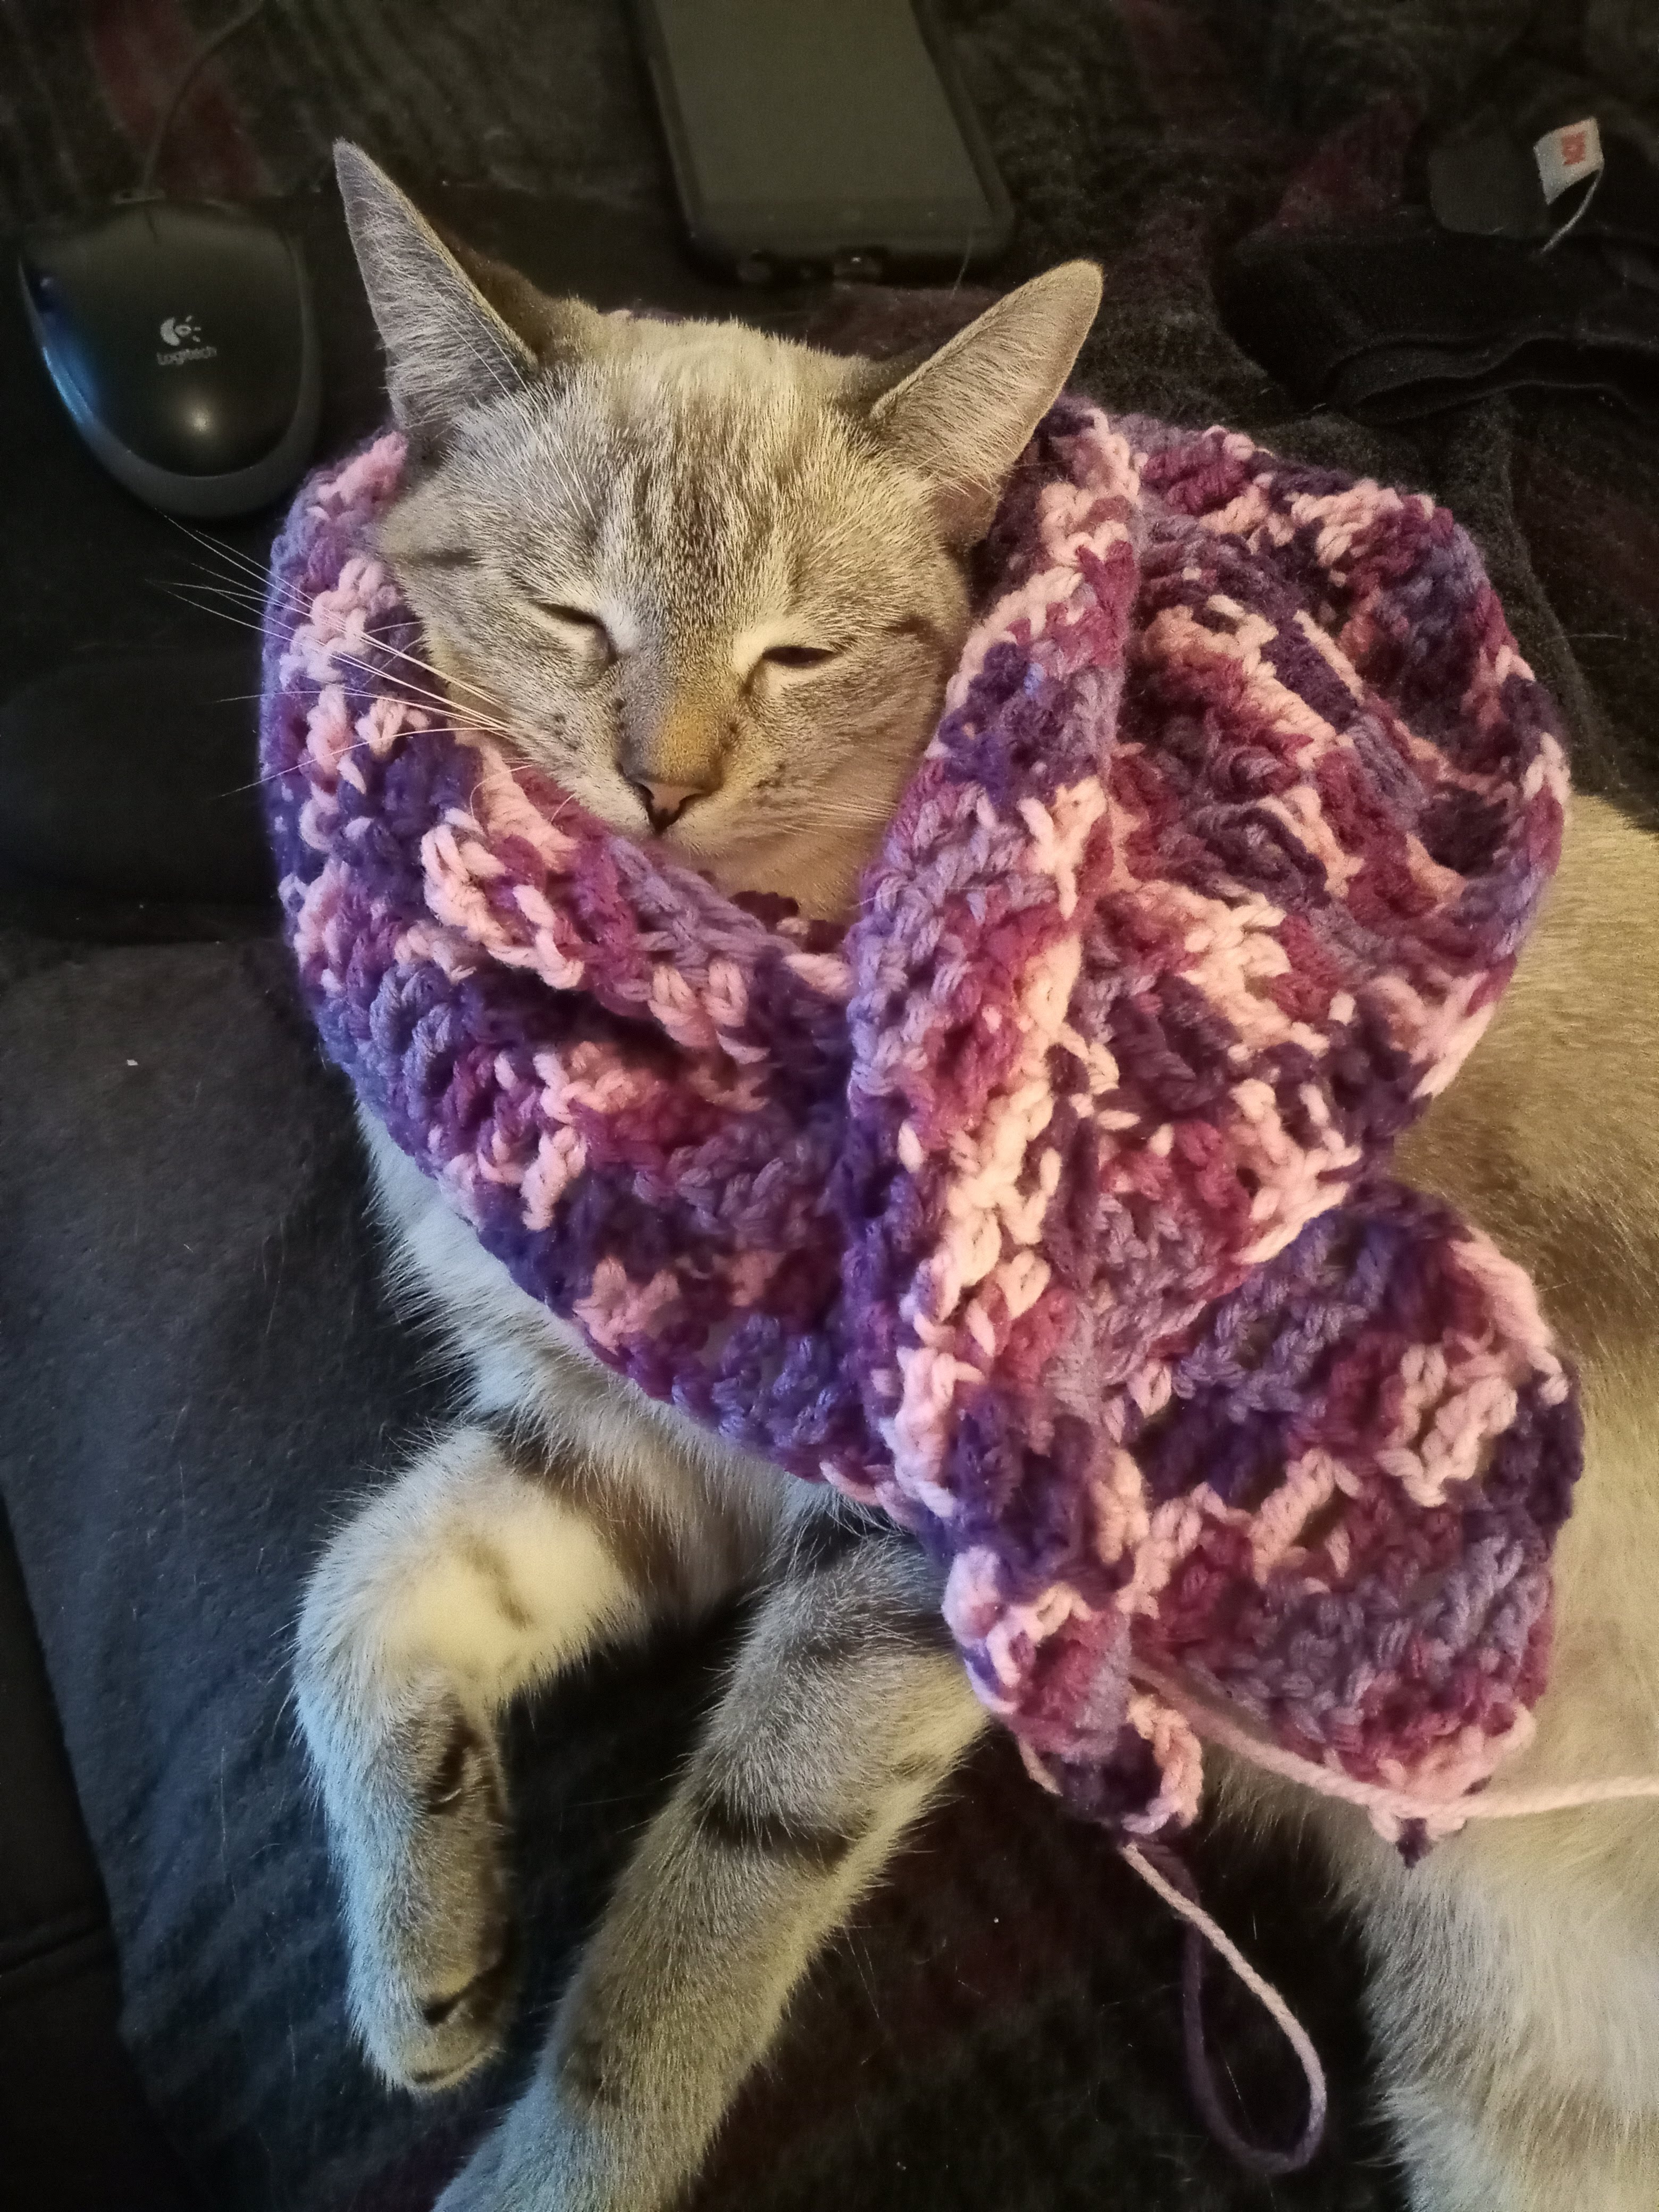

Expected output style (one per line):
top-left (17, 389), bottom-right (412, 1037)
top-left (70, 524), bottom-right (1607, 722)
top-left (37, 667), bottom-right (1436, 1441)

top-left (337, 144), bottom-right (1100, 918)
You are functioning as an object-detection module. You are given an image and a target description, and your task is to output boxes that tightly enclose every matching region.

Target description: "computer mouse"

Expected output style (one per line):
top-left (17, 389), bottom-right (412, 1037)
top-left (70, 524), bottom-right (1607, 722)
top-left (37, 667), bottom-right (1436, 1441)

top-left (18, 198), bottom-right (321, 520)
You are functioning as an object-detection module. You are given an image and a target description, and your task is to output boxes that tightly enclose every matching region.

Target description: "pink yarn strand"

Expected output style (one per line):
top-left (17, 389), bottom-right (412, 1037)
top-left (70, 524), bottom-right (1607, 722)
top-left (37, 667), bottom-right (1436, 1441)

top-left (1121, 1844), bottom-right (1329, 2173)
top-left (1133, 1664), bottom-right (1659, 1840)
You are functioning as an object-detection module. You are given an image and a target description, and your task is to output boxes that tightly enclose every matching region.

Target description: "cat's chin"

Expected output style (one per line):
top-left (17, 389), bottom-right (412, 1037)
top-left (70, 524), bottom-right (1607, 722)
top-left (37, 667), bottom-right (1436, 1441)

top-left (571, 801), bottom-right (872, 925)
top-left (677, 832), bottom-right (874, 927)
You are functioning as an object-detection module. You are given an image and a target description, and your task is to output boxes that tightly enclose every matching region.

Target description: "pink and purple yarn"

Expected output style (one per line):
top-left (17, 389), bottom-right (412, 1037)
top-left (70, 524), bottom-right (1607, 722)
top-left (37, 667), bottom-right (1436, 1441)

top-left (262, 396), bottom-right (1578, 1853)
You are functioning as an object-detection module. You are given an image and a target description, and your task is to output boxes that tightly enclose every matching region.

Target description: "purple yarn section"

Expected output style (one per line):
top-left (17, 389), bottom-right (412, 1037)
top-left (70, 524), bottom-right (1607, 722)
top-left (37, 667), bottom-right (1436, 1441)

top-left (261, 404), bottom-right (1579, 1842)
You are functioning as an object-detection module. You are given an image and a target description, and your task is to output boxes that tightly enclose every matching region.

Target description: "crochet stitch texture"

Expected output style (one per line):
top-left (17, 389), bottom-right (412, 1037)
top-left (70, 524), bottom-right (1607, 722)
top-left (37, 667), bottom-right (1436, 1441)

top-left (262, 398), bottom-right (1579, 1846)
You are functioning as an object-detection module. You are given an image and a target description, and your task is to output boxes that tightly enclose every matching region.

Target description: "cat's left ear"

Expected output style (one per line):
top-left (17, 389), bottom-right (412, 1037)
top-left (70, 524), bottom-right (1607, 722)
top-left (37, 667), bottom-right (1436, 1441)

top-left (868, 263), bottom-right (1102, 545)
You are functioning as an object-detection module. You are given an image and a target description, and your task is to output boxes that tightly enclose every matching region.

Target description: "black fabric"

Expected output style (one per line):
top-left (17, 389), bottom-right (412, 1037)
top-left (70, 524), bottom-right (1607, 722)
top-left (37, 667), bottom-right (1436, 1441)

top-left (1428, 106), bottom-right (1659, 244)
top-left (0, 937), bottom-right (504, 2210)
top-left (0, 1496), bottom-right (108, 1984)
top-left (0, 651), bottom-right (276, 904)
top-left (0, 1497), bottom-right (204, 2211)
top-left (1217, 213), bottom-right (1659, 422)
top-left (1216, 64), bottom-right (1659, 422)
top-left (0, 1955), bottom-right (208, 2212)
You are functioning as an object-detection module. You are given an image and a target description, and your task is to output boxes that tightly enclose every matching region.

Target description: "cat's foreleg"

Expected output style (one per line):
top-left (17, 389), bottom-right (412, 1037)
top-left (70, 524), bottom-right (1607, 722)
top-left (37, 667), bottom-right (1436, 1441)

top-left (437, 1519), bottom-right (986, 2212)
top-left (295, 1418), bottom-right (725, 2090)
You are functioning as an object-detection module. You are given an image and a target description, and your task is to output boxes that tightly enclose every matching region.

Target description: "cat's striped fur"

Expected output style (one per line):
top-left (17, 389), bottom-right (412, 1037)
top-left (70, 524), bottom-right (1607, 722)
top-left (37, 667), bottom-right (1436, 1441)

top-left (295, 147), bottom-right (1659, 2211)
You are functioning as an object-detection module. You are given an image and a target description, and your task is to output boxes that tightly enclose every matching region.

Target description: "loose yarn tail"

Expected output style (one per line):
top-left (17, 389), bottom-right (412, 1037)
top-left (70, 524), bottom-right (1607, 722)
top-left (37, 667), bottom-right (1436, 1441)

top-left (1122, 1844), bottom-right (1328, 2176)
top-left (1119, 1690), bottom-right (1659, 2176)
top-left (1120, 1686), bottom-right (1659, 2180)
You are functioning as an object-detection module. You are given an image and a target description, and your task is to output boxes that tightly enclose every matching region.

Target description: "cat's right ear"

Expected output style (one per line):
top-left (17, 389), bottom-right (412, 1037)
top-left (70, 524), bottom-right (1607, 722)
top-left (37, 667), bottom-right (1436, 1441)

top-left (868, 262), bottom-right (1103, 547)
top-left (334, 143), bottom-right (604, 460)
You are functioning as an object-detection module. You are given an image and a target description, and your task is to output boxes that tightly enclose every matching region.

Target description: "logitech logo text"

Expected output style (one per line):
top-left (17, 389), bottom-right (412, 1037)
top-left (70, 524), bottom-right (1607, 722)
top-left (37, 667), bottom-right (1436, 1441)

top-left (156, 312), bottom-right (218, 367)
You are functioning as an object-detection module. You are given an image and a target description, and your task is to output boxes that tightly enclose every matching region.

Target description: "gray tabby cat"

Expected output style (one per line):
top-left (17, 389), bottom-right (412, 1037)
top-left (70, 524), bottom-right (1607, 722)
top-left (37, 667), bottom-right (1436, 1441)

top-left (297, 146), bottom-right (1659, 2212)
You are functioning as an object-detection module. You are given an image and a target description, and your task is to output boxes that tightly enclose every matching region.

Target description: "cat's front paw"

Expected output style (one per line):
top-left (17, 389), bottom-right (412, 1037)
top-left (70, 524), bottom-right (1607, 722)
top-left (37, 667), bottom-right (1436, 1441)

top-left (330, 1705), bottom-right (521, 2091)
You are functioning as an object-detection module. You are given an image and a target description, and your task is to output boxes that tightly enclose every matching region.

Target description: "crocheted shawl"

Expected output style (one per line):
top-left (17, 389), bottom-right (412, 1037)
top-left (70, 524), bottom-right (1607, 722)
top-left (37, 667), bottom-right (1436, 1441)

top-left (262, 400), bottom-right (1579, 1848)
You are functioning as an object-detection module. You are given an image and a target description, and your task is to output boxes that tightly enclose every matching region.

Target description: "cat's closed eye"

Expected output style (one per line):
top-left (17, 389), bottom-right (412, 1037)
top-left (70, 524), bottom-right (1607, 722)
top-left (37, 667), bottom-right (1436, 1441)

top-left (529, 602), bottom-right (616, 666)
top-left (758, 643), bottom-right (837, 674)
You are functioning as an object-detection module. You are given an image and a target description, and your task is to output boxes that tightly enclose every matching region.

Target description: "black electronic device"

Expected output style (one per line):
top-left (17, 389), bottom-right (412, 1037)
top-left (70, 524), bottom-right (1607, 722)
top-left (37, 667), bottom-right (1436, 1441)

top-left (19, 199), bottom-right (320, 520)
top-left (14, 0), bottom-right (318, 520)
top-left (631, 0), bottom-right (1012, 282)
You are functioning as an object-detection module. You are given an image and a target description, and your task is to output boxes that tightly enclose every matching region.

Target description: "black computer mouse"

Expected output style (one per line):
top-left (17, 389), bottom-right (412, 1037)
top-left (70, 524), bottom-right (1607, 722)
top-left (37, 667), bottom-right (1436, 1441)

top-left (18, 198), bottom-right (321, 520)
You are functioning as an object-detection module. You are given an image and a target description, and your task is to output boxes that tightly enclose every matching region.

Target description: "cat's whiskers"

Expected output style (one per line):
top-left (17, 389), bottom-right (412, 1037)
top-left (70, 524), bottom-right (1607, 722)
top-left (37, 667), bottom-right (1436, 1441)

top-left (739, 794), bottom-right (898, 835)
top-left (158, 584), bottom-right (556, 788)
top-left (162, 518), bottom-right (515, 725)
top-left (172, 565), bottom-right (517, 729)
top-left (167, 628), bottom-right (559, 809)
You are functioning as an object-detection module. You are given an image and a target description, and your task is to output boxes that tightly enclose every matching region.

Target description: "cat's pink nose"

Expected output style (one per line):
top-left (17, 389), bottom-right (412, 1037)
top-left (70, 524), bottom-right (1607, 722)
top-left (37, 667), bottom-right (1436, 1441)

top-left (633, 778), bottom-right (708, 833)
